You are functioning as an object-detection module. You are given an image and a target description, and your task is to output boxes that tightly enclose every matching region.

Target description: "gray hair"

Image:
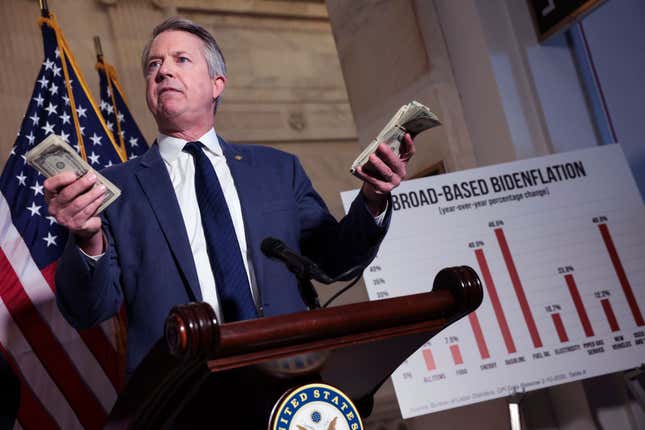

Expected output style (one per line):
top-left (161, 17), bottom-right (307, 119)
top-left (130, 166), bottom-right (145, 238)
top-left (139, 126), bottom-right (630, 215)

top-left (141, 17), bottom-right (227, 111)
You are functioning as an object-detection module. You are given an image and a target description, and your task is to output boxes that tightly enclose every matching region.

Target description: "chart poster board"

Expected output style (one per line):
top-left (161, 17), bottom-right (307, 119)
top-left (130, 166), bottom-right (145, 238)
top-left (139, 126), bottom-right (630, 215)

top-left (341, 144), bottom-right (645, 418)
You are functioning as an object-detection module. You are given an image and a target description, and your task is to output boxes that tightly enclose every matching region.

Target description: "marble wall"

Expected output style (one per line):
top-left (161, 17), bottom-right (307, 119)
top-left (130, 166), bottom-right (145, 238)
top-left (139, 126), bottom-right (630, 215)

top-left (326, 0), bottom-right (478, 178)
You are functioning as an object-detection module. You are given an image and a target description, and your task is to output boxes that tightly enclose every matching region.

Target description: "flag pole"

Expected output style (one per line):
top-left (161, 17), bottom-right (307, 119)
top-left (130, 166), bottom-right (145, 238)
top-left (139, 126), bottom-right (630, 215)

top-left (94, 36), bottom-right (104, 63)
top-left (94, 36), bottom-right (128, 158)
top-left (39, 0), bottom-right (50, 17)
top-left (93, 34), bottom-right (128, 381)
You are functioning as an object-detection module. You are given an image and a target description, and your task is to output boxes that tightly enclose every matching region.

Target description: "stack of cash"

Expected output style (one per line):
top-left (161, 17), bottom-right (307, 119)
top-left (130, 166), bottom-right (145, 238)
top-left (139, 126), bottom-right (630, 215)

top-left (25, 134), bottom-right (121, 214)
top-left (350, 100), bottom-right (441, 174)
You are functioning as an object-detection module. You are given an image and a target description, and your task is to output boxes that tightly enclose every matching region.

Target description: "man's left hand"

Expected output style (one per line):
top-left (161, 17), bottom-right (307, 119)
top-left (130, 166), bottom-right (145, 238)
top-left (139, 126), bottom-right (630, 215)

top-left (354, 133), bottom-right (416, 216)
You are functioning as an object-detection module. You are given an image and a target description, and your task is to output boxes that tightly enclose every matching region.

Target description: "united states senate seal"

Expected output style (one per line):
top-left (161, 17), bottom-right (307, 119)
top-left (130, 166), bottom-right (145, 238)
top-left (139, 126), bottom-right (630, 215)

top-left (269, 383), bottom-right (363, 430)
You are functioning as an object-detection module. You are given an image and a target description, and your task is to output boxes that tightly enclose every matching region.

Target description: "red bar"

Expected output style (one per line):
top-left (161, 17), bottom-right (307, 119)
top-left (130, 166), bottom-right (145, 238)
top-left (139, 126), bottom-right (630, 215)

top-left (551, 313), bottom-right (569, 343)
top-left (422, 349), bottom-right (436, 371)
top-left (475, 249), bottom-right (517, 353)
top-left (449, 344), bottom-right (464, 365)
top-left (495, 228), bottom-right (543, 348)
top-left (598, 223), bottom-right (644, 326)
top-left (564, 274), bottom-right (595, 337)
top-left (601, 298), bottom-right (620, 332)
top-left (468, 312), bottom-right (490, 359)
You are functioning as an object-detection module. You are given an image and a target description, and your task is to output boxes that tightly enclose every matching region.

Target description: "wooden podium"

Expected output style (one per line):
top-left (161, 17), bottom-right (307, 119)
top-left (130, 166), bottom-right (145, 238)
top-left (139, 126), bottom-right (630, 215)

top-left (105, 266), bottom-right (482, 429)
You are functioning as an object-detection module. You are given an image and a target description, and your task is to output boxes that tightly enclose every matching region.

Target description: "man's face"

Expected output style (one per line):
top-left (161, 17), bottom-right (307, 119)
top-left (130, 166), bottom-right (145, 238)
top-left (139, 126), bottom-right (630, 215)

top-left (144, 30), bottom-right (225, 133)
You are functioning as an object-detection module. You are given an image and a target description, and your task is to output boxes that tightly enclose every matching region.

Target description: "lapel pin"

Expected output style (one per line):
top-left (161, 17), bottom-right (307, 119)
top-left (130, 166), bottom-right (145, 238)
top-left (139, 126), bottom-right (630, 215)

top-left (234, 155), bottom-right (243, 161)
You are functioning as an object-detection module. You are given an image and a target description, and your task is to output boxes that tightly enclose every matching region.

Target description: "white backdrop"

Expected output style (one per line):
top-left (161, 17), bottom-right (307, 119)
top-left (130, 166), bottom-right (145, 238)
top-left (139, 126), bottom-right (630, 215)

top-left (342, 144), bottom-right (645, 418)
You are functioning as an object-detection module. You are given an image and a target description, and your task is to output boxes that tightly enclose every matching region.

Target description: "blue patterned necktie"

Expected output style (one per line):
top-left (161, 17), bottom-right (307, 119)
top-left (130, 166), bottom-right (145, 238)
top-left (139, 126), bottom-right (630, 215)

top-left (183, 141), bottom-right (257, 322)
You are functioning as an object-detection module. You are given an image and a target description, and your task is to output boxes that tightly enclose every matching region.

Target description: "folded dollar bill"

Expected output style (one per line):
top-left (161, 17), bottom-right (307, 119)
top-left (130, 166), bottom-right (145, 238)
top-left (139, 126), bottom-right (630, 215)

top-left (25, 134), bottom-right (121, 214)
top-left (350, 101), bottom-right (441, 174)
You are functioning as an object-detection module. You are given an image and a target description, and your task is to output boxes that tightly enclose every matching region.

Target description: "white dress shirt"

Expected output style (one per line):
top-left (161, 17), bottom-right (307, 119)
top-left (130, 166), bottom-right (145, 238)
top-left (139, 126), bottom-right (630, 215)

top-left (157, 128), bottom-right (257, 322)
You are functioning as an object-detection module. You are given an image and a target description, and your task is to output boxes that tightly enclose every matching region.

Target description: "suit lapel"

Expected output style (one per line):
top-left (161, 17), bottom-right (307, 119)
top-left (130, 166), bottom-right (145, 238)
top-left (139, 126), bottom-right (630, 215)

top-left (136, 144), bottom-right (202, 302)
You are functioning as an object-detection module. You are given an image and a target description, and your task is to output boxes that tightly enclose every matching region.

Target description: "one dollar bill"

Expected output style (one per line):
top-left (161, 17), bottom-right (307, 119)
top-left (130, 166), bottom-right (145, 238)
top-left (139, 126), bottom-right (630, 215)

top-left (350, 100), bottom-right (441, 174)
top-left (26, 134), bottom-right (121, 214)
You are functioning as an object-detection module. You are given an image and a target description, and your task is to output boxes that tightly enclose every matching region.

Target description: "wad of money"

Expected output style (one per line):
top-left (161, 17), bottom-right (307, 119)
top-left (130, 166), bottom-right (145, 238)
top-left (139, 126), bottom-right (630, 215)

top-left (25, 134), bottom-right (121, 214)
top-left (350, 100), bottom-right (441, 174)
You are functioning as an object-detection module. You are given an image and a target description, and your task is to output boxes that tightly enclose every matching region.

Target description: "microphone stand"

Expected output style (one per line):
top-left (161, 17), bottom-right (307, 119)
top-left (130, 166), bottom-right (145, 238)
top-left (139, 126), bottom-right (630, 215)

top-left (296, 275), bottom-right (321, 310)
top-left (287, 263), bottom-right (366, 310)
top-left (261, 237), bottom-right (367, 310)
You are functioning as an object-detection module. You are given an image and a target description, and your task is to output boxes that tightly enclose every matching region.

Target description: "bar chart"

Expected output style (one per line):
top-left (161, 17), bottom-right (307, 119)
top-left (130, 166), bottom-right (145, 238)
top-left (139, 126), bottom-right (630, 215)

top-left (341, 144), bottom-right (645, 418)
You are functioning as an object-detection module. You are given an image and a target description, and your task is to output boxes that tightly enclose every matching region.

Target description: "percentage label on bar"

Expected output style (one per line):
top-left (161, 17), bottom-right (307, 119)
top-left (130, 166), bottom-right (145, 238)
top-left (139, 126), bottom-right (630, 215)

top-left (369, 265), bottom-right (382, 272)
top-left (488, 220), bottom-right (505, 228)
top-left (468, 240), bottom-right (485, 248)
top-left (558, 266), bottom-right (574, 274)
top-left (545, 304), bottom-right (562, 313)
top-left (594, 290), bottom-right (611, 298)
top-left (372, 278), bottom-right (386, 285)
top-left (444, 336), bottom-right (459, 344)
top-left (593, 215), bottom-right (608, 223)
top-left (376, 291), bottom-right (390, 299)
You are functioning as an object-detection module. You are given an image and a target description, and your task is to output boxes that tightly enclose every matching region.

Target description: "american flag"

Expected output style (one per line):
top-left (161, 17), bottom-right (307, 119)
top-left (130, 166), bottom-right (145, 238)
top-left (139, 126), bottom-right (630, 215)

top-left (96, 59), bottom-right (148, 159)
top-left (0, 12), bottom-right (128, 429)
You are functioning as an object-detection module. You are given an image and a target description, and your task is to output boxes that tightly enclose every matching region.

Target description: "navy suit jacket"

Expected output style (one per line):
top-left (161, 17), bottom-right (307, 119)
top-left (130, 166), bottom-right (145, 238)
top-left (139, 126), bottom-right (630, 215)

top-left (55, 137), bottom-right (390, 375)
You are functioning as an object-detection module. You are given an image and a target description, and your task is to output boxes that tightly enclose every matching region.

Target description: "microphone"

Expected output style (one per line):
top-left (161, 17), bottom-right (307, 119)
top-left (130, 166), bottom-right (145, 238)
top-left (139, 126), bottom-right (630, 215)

top-left (261, 237), bottom-right (370, 308)
top-left (261, 237), bottom-right (327, 309)
top-left (260, 237), bottom-right (332, 283)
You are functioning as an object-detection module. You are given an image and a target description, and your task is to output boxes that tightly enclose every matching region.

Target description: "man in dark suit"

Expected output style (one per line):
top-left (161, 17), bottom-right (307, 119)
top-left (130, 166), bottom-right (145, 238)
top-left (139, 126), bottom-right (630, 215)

top-left (44, 17), bottom-right (416, 377)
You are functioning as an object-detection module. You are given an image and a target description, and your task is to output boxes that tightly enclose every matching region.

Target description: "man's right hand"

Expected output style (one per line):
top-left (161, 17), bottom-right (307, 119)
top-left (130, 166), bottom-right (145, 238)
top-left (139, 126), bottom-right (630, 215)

top-left (44, 172), bottom-right (106, 256)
